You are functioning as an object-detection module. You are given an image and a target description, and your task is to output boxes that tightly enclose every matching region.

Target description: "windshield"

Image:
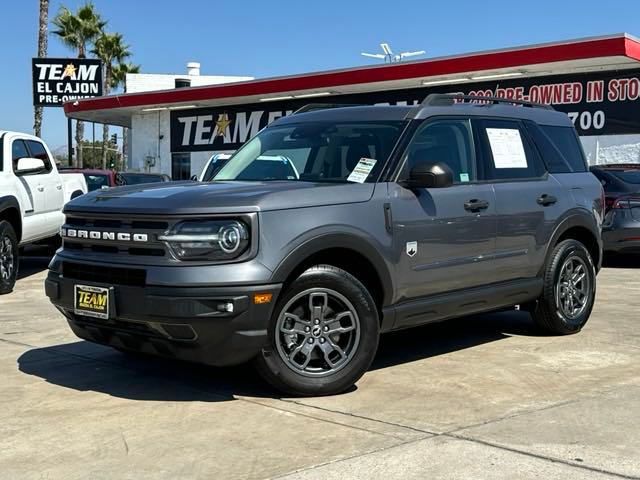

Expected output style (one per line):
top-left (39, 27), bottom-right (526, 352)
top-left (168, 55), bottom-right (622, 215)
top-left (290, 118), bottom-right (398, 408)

top-left (213, 121), bottom-right (405, 183)
top-left (612, 170), bottom-right (640, 185)
top-left (83, 173), bottom-right (110, 191)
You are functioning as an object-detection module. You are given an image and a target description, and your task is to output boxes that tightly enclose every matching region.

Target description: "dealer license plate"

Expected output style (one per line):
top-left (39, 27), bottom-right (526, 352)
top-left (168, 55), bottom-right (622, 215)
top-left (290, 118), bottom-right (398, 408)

top-left (74, 284), bottom-right (110, 320)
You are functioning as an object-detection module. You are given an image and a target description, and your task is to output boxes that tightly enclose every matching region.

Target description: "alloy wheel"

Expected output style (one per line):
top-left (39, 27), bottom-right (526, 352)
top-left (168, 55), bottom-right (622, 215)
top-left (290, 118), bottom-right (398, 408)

top-left (555, 255), bottom-right (591, 320)
top-left (0, 235), bottom-right (14, 282)
top-left (275, 288), bottom-right (361, 377)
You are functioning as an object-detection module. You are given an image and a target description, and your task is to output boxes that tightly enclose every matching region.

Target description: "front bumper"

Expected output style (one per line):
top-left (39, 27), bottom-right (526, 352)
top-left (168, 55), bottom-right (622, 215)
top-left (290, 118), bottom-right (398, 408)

top-left (45, 270), bottom-right (281, 366)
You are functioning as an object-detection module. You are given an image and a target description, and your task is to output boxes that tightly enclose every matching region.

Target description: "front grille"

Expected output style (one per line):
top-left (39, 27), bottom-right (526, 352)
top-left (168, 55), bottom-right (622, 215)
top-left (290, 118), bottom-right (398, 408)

top-left (62, 261), bottom-right (146, 286)
top-left (62, 214), bottom-right (171, 258)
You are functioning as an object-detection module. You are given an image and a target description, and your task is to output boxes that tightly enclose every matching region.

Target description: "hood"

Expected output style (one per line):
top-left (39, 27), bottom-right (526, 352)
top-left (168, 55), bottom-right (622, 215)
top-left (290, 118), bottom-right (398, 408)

top-left (64, 180), bottom-right (376, 215)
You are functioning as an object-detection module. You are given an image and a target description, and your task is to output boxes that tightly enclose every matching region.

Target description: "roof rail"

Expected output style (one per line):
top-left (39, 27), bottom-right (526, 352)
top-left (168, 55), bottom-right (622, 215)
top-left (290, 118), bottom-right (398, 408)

top-left (293, 103), bottom-right (365, 114)
top-left (421, 93), bottom-right (554, 110)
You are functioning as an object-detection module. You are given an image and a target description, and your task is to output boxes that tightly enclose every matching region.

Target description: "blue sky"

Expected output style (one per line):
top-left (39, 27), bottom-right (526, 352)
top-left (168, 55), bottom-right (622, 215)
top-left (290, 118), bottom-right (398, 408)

top-left (3, 0), bottom-right (640, 150)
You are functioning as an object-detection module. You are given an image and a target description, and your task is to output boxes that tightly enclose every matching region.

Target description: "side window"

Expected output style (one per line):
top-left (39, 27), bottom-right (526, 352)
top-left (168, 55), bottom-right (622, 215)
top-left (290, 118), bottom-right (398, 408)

top-left (25, 140), bottom-right (53, 173)
top-left (477, 119), bottom-right (545, 181)
top-left (540, 126), bottom-right (588, 172)
top-left (524, 121), bottom-right (571, 173)
top-left (11, 140), bottom-right (30, 171)
top-left (403, 119), bottom-right (476, 183)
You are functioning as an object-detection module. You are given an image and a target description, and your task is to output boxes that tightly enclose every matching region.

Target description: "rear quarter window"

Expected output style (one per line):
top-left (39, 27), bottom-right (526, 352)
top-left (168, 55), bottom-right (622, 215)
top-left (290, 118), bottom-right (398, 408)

top-left (538, 125), bottom-right (587, 173)
top-left (611, 170), bottom-right (640, 184)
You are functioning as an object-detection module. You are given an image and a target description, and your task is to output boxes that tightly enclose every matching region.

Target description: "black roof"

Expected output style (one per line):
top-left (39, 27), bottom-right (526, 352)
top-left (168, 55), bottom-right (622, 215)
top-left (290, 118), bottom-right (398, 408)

top-left (590, 163), bottom-right (640, 170)
top-left (275, 105), bottom-right (415, 124)
top-left (272, 100), bottom-right (573, 128)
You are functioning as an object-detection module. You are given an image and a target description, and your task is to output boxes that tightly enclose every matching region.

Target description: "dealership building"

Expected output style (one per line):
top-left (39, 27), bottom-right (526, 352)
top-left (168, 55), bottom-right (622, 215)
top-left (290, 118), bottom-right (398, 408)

top-left (64, 33), bottom-right (640, 179)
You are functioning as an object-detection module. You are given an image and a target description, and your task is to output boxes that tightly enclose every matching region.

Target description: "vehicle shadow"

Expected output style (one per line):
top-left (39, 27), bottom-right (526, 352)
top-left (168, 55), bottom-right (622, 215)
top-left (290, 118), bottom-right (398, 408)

top-left (602, 253), bottom-right (640, 269)
top-left (17, 310), bottom-right (537, 402)
top-left (17, 246), bottom-right (52, 280)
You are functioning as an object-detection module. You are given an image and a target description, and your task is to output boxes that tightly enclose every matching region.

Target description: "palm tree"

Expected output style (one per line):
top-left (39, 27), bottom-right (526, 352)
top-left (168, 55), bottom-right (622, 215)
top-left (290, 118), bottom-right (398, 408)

top-left (92, 33), bottom-right (131, 169)
top-left (34, 0), bottom-right (49, 139)
top-left (52, 2), bottom-right (106, 167)
top-left (111, 62), bottom-right (140, 170)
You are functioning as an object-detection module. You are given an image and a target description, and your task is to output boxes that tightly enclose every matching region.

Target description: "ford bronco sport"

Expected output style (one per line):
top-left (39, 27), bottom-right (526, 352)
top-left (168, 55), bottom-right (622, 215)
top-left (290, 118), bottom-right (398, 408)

top-left (46, 95), bottom-right (603, 396)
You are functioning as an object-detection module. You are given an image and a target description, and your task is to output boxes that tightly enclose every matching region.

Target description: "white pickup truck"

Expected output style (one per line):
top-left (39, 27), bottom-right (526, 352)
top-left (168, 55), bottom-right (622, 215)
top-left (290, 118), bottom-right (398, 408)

top-left (0, 131), bottom-right (87, 294)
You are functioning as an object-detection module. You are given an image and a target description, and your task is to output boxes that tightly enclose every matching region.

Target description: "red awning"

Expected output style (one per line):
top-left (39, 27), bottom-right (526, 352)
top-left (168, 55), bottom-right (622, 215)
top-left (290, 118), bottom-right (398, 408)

top-left (64, 34), bottom-right (640, 127)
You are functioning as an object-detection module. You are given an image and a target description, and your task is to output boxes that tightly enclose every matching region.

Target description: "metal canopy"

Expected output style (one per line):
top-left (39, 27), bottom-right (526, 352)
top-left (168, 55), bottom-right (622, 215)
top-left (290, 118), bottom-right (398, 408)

top-left (64, 34), bottom-right (640, 127)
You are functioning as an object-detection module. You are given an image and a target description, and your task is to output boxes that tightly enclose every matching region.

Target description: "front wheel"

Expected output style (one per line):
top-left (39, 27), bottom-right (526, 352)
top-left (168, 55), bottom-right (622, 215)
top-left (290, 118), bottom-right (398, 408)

top-left (530, 239), bottom-right (597, 334)
top-left (0, 220), bottom-right (19, 295)
top-left (255, 265), bottom-right (379, 396)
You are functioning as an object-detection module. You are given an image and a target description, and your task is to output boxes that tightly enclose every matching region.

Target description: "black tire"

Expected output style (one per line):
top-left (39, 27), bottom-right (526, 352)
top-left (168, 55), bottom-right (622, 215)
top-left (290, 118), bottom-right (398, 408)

top-left (0, 220), bottom-right (19, 295)
top-left (530, 239), bottom-right (596, 335)
top-left (254, 265), bottom-right (379, 396)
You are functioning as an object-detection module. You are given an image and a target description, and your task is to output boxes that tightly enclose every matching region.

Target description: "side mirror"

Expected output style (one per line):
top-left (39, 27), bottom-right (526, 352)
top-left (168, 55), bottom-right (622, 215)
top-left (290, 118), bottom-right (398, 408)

top-left (405, 161), bottom-right (454, 189)
top-left (190, 174), bottom-right (198, 181)
top-left (16, 157), bottom-right (46, 175)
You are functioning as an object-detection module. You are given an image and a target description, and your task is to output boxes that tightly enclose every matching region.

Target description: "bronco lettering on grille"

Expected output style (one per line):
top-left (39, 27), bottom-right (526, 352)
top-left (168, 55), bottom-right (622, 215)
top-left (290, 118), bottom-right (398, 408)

top-left (61, 228), bottom-right (148, 242)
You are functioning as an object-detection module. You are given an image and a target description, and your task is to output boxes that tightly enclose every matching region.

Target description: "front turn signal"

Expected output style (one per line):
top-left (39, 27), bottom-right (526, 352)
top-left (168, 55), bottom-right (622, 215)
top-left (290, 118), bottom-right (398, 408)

top-left (253, 293), bottom-right (273, 304)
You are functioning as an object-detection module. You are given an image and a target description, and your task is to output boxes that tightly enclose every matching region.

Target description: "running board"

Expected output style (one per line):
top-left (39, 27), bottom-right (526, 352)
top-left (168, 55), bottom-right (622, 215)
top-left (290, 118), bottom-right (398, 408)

top-left (383, 278), bottom-right (543, 331)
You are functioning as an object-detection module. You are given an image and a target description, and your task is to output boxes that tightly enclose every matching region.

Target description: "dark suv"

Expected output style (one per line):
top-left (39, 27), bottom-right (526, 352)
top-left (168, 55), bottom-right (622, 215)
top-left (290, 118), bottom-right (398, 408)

top-left (46, 95), bottom-right (603, 396)
top-left (590, 164), bottom-right (640, 255)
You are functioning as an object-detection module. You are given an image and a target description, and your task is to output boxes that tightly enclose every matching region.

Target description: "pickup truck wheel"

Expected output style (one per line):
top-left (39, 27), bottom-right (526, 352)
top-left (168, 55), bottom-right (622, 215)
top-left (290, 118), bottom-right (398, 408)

top-left (530, 239), bottom-right (596, 335)
top-left (255, 265), bottom-right (379, 396)
top-left (0, 221), bottom-right (19, 295)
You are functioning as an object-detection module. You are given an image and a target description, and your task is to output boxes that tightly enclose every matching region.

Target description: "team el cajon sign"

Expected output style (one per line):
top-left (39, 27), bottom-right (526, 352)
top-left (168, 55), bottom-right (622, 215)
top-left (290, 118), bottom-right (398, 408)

top-left (32, 57), bottom-right (103, 107)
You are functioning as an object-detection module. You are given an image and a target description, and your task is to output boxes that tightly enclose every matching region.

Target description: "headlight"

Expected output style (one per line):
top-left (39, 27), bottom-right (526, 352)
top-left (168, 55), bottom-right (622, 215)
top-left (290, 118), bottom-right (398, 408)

top-left (158, 220), bottom-right (249, 261)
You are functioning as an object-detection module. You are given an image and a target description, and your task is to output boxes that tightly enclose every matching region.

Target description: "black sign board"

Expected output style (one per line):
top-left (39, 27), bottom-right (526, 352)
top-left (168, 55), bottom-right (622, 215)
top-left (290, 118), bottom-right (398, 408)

top-left (32, 57), bottom-right (103, 107)
top-left (170, 69), bottom-right (640, 152)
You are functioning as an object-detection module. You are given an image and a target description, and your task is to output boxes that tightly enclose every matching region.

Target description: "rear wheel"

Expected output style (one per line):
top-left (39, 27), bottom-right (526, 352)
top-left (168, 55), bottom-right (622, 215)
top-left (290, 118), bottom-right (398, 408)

top-left (0, 221), bottom-right (19, 295)
top-left (530, 239), bottom-right (596, 334)
top-left (255, 265), bottom-right (379, 396)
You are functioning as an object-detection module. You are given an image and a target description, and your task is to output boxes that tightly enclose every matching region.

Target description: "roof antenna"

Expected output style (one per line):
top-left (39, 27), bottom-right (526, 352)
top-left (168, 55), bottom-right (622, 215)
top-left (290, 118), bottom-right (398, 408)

top-left (361, 43), bottom-right (426, 63)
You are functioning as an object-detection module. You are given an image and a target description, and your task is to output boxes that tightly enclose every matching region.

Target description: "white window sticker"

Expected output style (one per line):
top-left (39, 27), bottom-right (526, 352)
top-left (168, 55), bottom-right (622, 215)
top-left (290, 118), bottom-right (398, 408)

top-left (486, 128), bottom-right (528, 169)
top-left (347, 158), bottom-right (377, 183)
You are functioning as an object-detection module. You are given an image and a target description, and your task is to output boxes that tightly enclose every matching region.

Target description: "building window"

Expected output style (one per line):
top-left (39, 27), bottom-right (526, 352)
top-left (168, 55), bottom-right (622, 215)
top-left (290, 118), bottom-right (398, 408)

top-left (171, 153), bottom-right (191, 180)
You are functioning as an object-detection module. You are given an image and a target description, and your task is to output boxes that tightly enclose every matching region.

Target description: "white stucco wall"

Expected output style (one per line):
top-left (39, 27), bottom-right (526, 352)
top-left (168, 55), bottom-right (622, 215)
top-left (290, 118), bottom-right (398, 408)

top-left (580, 134), bottom-right (640, 165)
top-left (129, 111), bottom-right (234, 177)
top-left (126, 73), bottom-right (253, 94)
top-left (130, 111), bottom-right (171, 174)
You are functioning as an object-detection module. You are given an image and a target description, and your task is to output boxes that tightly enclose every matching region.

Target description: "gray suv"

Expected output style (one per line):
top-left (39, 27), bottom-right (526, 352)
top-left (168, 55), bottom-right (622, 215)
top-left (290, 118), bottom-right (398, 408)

top-left (46, 95), bottom-right (604, 396)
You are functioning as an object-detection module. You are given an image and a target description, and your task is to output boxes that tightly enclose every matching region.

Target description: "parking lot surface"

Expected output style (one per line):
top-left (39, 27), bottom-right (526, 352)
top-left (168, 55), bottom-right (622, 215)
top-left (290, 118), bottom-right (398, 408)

top-left (0, 253), bottom-right (639, 479)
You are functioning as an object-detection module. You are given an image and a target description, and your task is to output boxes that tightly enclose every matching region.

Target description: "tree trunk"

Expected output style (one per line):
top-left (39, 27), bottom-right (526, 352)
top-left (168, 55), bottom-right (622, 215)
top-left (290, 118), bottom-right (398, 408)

top-left (101, 69), bottom-right (111, 169)
top-left (122, 127), bottom-right (129, 170)
top-left (75, 122), bottom-right (84, 167)
top-left (33, 0), bottom-right (49, 138)
top-left (75, 46), bottom-right (86, 167)
top-left (102, 124), bottom-right (109, 169)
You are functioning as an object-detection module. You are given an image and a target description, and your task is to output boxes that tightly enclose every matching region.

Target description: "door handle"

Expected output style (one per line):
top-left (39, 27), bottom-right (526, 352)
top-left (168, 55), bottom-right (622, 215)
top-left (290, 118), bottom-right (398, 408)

top-left (36, 186), bottom-right (45, 192)
top-left (464, 199), bottom-right (490, 212)
top-left (537, 194), bottom-right (557, 206)
top-left (56, 184), bottom-right (63, 190)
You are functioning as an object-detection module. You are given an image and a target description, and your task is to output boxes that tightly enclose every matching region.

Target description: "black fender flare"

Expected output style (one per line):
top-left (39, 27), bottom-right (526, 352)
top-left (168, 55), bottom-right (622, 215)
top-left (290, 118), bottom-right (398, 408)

top-left (541, 209), bottom-right (602, 274)
top-left (271, 232), bottom-right (395, 306)
top-left (0, 195), bottom-right (20, 213)
top-left (0, 195), bottom-right (21, 241)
